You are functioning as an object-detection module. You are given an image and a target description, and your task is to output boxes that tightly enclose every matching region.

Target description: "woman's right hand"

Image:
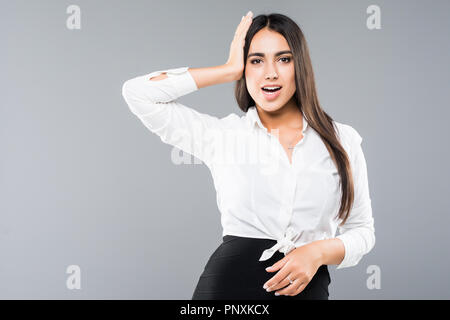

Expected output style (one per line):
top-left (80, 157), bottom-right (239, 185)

top-left (225, 11), bottom-right (253, 81)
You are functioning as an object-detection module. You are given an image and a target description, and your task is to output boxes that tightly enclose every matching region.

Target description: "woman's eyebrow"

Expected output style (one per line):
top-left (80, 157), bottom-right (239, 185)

top-left (247, 50), bottom-right (293, 58)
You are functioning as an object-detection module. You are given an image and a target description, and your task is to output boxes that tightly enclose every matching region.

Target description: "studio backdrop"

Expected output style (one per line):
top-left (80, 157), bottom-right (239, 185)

top-left (1, 0), bottom-right (449, 299)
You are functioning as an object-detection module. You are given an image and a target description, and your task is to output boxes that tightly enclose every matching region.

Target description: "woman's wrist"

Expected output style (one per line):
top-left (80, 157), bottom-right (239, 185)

top-left (306, 241), bottom-right (325, 267)
top-left (222, 63), bottom-right (243, 81)
top-left (310, 238), bottom-right (346, 267)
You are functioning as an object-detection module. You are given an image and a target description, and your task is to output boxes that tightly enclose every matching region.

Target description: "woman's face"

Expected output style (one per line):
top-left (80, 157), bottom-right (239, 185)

top-left (245, 28), bottom-right (296, 113)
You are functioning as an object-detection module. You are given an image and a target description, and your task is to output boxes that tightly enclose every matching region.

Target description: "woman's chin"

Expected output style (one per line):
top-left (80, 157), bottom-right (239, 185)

top-left (257, 102), bottom-right (286, 113)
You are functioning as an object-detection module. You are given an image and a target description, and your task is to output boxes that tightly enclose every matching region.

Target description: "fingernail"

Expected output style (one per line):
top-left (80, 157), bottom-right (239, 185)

top-left (263, 284), bottom-right (268, 289)
top-left (241, 16), bottom-right (244, 21)
top-left (246, 10), bottom-right (252, 16)
top-left (265, 266), bottom-right (271, 271)
top-left (275, 292), bottom-right (280, 296)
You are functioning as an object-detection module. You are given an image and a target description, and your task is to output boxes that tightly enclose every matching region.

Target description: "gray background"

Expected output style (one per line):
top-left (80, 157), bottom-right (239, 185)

top-left (1, 0), bottom-right (449, 299)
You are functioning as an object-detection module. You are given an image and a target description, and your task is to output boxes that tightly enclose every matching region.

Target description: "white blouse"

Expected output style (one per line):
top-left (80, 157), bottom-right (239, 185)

top-left (121, 66), bottom-right (375, 269)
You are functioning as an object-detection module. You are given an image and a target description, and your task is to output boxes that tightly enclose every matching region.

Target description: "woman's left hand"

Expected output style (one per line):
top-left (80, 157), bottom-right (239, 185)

top-left (263, 242), bottom-right (323, 296)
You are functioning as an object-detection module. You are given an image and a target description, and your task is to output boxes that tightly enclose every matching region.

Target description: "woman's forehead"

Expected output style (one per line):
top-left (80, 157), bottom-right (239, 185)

top-left (249, 30), bottom-right (290, 53)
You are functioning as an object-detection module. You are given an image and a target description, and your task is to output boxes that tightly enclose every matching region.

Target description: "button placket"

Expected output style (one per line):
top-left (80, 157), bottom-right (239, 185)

top-left (288, 172), bottom-right (296, 212)
top-left (280, 170), bottom-right (295, 226)
top-left (283, 172), bottom-right (297, 232)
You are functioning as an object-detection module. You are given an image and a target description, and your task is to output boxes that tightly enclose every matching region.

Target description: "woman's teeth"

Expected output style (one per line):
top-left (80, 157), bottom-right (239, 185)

top-left (261, 87), bottom-right (281, 94)
top-left (262, 87), bottom-right (281, 92)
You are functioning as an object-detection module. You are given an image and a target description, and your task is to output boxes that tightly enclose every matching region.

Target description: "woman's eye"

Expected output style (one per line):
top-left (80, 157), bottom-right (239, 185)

top-left (250, 57), bottom-right (291, 64)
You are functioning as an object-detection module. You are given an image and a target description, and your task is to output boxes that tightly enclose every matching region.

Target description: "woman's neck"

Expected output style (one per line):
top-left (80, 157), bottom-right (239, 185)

top-left (256, 99), bottom-right (303, 132)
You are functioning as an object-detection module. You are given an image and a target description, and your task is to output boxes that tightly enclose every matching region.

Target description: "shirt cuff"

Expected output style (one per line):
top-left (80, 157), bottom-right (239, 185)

top-left (148, 66), bottom-right (199, 97)
top-left (335, 233), bottom-right (361, 269)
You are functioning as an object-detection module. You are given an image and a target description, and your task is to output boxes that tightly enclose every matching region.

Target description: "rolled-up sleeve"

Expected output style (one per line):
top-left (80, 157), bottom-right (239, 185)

top-left (121, 66), bottom-right (221, 166)
top-left (335, 126), bottom-right (376, 269)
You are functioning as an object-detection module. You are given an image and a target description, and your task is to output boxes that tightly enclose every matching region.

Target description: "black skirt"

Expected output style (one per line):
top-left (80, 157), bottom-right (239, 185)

top-left (192, 235), bottom-right (331, 300)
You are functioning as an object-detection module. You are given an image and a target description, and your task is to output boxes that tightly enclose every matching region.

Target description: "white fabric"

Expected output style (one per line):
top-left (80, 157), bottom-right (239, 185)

top-left (121, 66), bottom-right (375, 269)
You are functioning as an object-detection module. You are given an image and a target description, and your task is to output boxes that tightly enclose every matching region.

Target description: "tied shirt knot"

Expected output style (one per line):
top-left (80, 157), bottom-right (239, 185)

top-left (259, 227), bottom-right (297, 261)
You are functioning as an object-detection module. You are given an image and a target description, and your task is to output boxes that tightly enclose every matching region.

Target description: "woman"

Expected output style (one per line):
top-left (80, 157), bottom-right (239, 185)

top-left (122, 11), bottom-right (375, 300)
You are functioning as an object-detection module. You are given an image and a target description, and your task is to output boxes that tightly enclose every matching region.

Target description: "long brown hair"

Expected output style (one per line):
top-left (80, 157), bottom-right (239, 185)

top-left (235, 13), bottom-right (354, 226)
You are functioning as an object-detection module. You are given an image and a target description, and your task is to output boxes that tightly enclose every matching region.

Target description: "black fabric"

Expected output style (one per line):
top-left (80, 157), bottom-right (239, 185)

top-left (192, 235), bottom-right (331, 300)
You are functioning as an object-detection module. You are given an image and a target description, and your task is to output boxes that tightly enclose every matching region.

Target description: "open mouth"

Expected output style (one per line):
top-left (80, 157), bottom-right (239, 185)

top-left (261, 87), bottom-right (282, 93)
top-left (261, 86), bottom-right (282, 100)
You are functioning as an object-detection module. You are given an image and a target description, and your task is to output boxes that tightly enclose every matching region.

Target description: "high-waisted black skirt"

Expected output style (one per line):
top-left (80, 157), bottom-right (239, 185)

top-left (192, 235), bottom-right (331, 300)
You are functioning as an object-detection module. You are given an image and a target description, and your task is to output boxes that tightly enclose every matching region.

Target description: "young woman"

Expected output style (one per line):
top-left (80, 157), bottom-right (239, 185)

top-left (122, 11), bottom-right (375, 300)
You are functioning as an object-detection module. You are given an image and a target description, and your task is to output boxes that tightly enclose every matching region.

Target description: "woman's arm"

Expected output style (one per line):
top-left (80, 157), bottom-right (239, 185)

top-left (332, 126), bottom-right (376, 269)
top-left (309, 125), bottom-right (375, 269)
top-left (149, 65), bottom-right (238, 88)
top-left (121, 65), bottom-right (238, 166)
top-left (122, 64), bottom-right (239, 115)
